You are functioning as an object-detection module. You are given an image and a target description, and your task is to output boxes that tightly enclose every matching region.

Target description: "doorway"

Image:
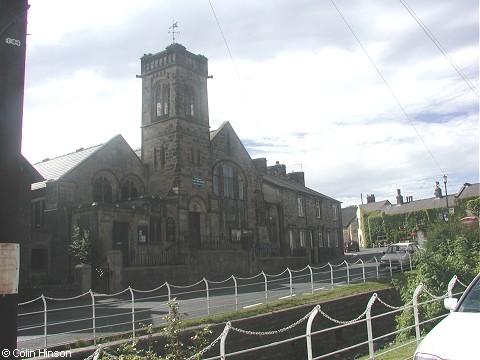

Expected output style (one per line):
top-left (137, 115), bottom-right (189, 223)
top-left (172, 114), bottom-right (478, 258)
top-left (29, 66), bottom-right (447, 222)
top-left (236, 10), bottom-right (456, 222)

top-left (112, 221), bottom-right (129, 266)
top-left (188, 212), bottom-right (201, 249)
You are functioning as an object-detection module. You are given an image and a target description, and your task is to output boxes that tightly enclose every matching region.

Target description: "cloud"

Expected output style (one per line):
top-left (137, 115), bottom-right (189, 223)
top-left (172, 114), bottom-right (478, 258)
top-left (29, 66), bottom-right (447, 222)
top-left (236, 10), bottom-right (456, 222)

top-left (22, 0), bottom-right (479, 207)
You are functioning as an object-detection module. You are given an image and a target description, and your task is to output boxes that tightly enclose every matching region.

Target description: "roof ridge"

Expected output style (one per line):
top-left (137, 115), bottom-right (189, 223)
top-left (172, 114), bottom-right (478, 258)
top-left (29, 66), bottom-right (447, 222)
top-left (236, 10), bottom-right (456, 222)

top-left (34, 142), bottom-right (104, 165)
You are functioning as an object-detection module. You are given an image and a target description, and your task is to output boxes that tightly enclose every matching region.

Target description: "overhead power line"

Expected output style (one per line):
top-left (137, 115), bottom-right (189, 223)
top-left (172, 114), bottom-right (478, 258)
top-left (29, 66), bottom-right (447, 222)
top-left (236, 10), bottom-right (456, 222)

top-left (207, 0), bottom-right (273, 160)
top-left (400, 0), bottom-right (479, 98)
top-left (330, 0), bottom-right (445, 176)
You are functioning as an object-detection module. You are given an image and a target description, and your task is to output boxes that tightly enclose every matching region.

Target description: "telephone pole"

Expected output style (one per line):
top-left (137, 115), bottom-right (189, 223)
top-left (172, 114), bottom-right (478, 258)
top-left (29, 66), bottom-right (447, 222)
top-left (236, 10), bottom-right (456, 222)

top-left (0, 0), bottom-right (29, 355)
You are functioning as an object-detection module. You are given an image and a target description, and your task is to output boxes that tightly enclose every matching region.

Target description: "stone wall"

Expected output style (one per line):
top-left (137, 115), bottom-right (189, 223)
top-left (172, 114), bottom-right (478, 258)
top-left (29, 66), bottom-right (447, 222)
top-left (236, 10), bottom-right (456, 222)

top-left (199, 287), bottom-right (401, 360)
top-left (64, 287), bottom-right (401, 360)
top-left (123, 265), bottom-right (190, 289)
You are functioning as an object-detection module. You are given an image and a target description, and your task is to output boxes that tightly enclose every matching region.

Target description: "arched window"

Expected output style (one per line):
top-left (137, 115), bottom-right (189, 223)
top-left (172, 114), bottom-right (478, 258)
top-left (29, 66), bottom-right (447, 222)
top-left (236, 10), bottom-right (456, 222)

top-left (93, 176), bottom-right (113, 203)
top-left (121, 180), bottom-right (139, 200)
top-left (212, 163), bottom-right (246, 225)
top-left (154, 83), bottom-right (170, 119)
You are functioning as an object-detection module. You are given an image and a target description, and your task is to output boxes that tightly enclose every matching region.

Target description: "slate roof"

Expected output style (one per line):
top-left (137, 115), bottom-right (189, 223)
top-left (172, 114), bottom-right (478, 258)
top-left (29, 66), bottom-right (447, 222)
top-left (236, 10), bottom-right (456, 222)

top-left (358, 182), bottom-right (479, 216)
top-left (32, 144), bottom-right (103, 190)
top-left (341, 205), bottom-right (358, 227)
top-left (359, 200), bottom-right (391, 213)
top-left (455, 182), bottom-right (480, 199)
top-left (263, 174), bottom-right (340, 203)
top-left (384, 195), bottom-right (454, 215)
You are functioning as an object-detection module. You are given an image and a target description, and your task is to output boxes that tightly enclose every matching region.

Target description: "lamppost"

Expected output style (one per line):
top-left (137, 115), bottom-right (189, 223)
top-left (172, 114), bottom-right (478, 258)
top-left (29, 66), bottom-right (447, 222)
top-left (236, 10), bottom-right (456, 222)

top-left (443, 175), bottom-right (450, 222)
top-left (443, 175), bottom-right (449, 208)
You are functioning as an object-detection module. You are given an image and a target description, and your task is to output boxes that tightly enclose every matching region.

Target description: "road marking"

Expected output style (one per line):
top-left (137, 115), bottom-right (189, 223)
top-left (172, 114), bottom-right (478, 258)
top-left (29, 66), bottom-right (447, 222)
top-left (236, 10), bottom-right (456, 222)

top-left (243, 303), bottom-right (263, 309)
top-left (279, 294), bottom-right (296, 300)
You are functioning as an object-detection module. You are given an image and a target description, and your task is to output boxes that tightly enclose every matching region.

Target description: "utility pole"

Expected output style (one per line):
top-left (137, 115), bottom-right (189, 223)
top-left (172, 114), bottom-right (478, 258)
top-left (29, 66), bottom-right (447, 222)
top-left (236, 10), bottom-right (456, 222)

top-left (0, 0), bottom-right (29, 356)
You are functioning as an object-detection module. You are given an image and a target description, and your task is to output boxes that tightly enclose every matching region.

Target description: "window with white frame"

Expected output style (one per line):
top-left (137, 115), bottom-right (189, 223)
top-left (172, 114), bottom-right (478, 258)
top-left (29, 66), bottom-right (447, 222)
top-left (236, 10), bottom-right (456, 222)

top-left (297, 197), bottom-right (304, 217)
top-left (327, 231), bottom-right (331, 247)
top-left (289, 229), bottom-right (294, 253)
top-left (315, 200), bottom-right (322, 219)
top-left (318, 230), bottom-right (323, 247)
top-left (334, 231), bottom-right (339, 247)
top-left (332, 204), bottom-right (338, 220)
top-left (299, 231), bottom-right (306, 248)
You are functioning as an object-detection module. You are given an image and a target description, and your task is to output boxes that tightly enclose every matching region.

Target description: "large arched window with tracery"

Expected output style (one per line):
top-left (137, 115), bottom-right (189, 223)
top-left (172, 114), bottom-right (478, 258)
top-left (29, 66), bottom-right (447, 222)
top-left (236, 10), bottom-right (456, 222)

top-left (212, 163), bottom-right (246, 225)
top-left (121, 180), bottom-right (139, 200)
top-left (93, 176), bottom-right (113, 203)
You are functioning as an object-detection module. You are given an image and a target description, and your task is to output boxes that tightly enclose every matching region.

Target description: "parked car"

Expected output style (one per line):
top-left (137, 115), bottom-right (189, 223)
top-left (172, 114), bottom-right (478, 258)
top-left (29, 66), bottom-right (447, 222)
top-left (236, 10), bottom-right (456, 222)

top-left (345, 240), bottom-right (360, 252)
top-left (414, 272), bottom-right (480, 360)
top-left (379, 242), bottom-right (421, 269)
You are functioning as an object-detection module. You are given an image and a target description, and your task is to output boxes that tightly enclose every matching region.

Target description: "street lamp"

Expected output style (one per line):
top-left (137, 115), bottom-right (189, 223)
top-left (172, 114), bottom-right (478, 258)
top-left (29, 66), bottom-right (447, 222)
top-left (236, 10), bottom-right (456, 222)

top-left (443, 175), bottom-right (449, 209)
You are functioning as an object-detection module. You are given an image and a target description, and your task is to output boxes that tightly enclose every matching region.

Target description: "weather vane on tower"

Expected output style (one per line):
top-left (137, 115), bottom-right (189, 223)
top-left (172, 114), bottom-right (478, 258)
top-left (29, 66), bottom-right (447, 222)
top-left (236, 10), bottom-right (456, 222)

top-left (169, 21), bottom-right (179, 43)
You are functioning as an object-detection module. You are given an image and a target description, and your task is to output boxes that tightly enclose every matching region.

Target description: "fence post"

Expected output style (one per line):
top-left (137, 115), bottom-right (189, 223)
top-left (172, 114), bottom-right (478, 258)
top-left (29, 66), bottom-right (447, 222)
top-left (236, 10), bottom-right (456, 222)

top-left (365, 293), bottom-right (378, 359)
top-left (388, 258), bottom-right (393, 277)
top-left (287, 268), bottom-right (293, 297)
top-left (232, 275), bottom-right (238, 311)
top-left (128, 286), bottom-right (135, 339)
top-left (308, 265), bottom-right (314, 294)
top-left (203, 278), bottom-right (210, 315)
top-left (408, 252), bottom-right (413, 270)
top-left (41, 294), bottom-right (47, 347)
top-left (374, 256), bottom-right (379, 280)
top-left (413, 283), bottom-right (423, 345)
top-left (328, 263), bottom-right (334, 290)
top-left (220, 322), bottom-right (231, 360)
top-left (165, 282), bottom-right (171, 316)
top-left (89, 290), bottom-right (96, 345)
top-left (262, 271), bottom-right (268, 303)
top-left (359, 259), bottom-right (365, 282)
top-left (306, 305), bottom-right (320, 360)
top-left (400, 259), bottom-right (404, 273)
top-left (344, 260), bottom-right (350, 285)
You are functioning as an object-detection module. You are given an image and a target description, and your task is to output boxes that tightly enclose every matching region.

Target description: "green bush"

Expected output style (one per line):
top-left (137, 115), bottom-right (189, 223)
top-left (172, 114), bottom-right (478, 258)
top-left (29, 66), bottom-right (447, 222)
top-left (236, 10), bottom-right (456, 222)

top-left (393, 220), bottom-right (480, 341)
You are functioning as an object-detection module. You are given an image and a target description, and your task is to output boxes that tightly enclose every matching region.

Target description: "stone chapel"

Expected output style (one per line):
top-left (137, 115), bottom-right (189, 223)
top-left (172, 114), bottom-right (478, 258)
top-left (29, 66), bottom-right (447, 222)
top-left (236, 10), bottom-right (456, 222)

top-left (26, 43), bottom-right (343, 293)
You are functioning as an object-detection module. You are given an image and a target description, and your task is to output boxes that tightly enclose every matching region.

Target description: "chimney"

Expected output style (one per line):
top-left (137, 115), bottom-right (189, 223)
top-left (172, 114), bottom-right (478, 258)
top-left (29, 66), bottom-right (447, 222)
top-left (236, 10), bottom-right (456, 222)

top-left (287, 171), bottom-right (305, 187)
top-left (434, 181), bottom-right (443, 198)
top-left (252, 158), bottom-right (267, 174)
top-left (366, 194), bottom-right (376, 203)
top-left (267, 161), bottom-right (287, 178)
top-left (406, 196), bottom-right (413, 203)
top-left (396, 189), bottom-right (404, 205)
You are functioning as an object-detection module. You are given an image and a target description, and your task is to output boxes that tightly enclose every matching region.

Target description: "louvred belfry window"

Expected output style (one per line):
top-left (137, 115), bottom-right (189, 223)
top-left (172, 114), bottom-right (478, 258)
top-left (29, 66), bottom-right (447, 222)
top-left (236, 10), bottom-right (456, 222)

top-left (154, 83), bottom-right (170, 118)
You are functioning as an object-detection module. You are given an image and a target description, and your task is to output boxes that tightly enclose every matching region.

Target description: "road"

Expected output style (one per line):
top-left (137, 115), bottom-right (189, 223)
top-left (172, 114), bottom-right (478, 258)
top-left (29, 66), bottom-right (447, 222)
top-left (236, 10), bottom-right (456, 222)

top-left (17, 248), bottom-right (390, 350)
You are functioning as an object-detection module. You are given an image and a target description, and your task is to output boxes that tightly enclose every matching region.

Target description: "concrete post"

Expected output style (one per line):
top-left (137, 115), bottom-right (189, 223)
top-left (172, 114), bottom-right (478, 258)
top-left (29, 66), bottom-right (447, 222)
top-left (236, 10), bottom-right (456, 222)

top-left (75, 264), bottom-right (92, 293)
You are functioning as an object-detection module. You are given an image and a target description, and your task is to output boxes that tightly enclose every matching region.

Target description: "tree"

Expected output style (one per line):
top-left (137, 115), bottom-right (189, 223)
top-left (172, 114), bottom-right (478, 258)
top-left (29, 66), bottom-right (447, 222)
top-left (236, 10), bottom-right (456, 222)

top-left (69, 226), bottom-right (100, 266)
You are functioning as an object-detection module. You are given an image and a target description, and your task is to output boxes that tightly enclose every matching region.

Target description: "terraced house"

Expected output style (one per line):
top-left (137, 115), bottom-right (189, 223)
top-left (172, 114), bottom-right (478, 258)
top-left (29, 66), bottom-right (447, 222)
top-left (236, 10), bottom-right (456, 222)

top-left (25, 43), bottom-right (343, 293)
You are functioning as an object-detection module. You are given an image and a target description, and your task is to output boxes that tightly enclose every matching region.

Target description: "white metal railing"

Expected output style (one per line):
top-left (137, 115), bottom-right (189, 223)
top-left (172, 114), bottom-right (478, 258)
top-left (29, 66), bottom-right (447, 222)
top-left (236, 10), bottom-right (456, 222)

top-left (86, 275), bottom-right (467, 360)
top-left (17, 255), bottom-right (422, 351)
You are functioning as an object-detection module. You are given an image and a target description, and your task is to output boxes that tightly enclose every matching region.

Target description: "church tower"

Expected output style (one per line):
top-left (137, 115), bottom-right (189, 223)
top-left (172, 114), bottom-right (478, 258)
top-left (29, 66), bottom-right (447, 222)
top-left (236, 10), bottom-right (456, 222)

top-left (139, 43), bottom-right (211, 195)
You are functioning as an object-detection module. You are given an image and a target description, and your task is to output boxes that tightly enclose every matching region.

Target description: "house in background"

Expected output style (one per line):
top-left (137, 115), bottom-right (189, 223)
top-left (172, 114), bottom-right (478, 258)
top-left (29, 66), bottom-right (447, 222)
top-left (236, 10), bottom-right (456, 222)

top-left (355, 184), bottom-right (479, 248)
top-left (341, 205), bottom-right (358, 245)
top-left (26, 43), bottom-right (343, 294)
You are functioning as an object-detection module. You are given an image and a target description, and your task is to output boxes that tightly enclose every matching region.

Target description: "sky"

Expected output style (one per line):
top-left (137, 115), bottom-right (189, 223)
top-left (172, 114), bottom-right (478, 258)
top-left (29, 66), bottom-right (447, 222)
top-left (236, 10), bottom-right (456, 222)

top-left (21, 0), bottom-right (479, 207)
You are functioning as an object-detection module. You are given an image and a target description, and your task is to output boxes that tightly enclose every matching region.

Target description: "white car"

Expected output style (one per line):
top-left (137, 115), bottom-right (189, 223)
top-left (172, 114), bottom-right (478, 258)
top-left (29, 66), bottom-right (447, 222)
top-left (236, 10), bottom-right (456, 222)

top-left (379, 242), bottom-right (420, 269)
top-left (414, 272), bottom-right (480, 360)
